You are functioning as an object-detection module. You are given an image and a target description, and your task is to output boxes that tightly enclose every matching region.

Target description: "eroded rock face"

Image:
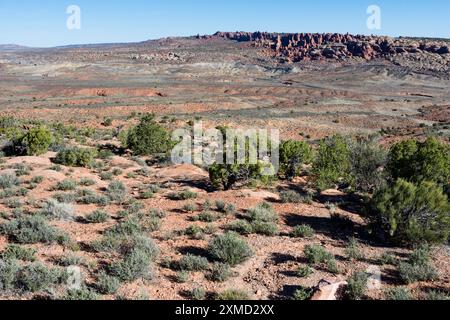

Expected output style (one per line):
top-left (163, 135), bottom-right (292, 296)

top-left (212, 32), bottom-right (450, 64)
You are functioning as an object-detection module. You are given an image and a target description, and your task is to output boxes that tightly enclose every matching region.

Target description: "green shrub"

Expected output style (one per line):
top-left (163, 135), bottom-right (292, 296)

top-left (279, 140), bottom-right (313, 180)
top-left (426, 290), bottom-right (450, 301)
top-left (183, 225), bottom-right (205, 240)
top-left (207, 262), bottom-right (231, 282)
top-left (96, 271), bottom-right (120, 295)
top-left (125, 114), bottom-right (173, 156)
top-left (217, 289), bottom-right (249, 300)
top-left (385, 287), bottom-right (413, 300)
top-left (348, 136), bottom-right (387, 193)
top-left (195, 211), bottom-right (218, 223)
top-left (345, 272), bottom-right (368, 300)
top-left (57, 253), bottom-right (86, 267)
top-left (64, 287), bottom-right (98, 300)
top-left (345, 238), bottom-right (364, 261)
top-left (226, 220), bottom-right (253, 235)
top-left (176, 254), bottom-right (209, 271)
top-left (379, 252), bottom-right (399, 266)
top-left (2, 244), bottom-right (36, 262)
top-left (53, 192), bottom-right (77, 203)
top-left (18, 126), bottom-right (53, 156)
top-left (291, 225), bottom-right (315, 238)
top-left (41, 199), bottom-right (75, 221)
top-left (0, 173), bottom-right (20, 189)
top-left (279, 190), bottom-right (303, 203)
top-left (1, 215), bottom-right (69, 245)
top-left (175, 271), bottom-right (189, 283)
top-left (209, 162), bottom-right (271, 191)
top-left (312, 135), bottom-right (350, 190)
top-left (168, 190), bottom-right (198, 201)
top-left (190, 287), bottom-right (206, 300)
top-left (387, 137), bottom-right (450, 186)
top-left (106, 181), bottom-right (127, 203)
top-left (182, 203), bottom-right (198, 213)
top-left (303, 244), bottom-right (333, 265)
top-left (296, 266), bottom-right (314, 278)
top-left (54, 147), bottom-right (97, 167)
top-left (370, 179), bottom-right (450, 245)
top-left (207, 233), bottom-right (253, 266)
top-left (16, 262), bottom-right (61, 292)
top-left (109, 248), bottom-right (152, 282)
top-left (398, 245), bottom-right (438, 284)
top-left (292, 286), bottom-right (314, 300)
top-left (247, 202), bottom-right (278, 223)
top-left (85, 210), bottom-right (109, 224)
top-left (0, 259), bottom-right (19, 291)
top-left (250, 220), bottom-right (278, 236)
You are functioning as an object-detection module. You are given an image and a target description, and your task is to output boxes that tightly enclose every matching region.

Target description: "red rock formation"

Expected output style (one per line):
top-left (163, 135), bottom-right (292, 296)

top-left (212, 31), bottom-right (449, 62)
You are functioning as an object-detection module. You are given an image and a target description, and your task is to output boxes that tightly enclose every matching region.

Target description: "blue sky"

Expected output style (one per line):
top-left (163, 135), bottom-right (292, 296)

top-left (1, 0), bottom-right (449, 47)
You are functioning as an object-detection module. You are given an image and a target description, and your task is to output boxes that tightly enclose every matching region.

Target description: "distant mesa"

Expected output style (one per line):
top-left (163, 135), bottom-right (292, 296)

top-left (201, 31), bottom-right (450, 63)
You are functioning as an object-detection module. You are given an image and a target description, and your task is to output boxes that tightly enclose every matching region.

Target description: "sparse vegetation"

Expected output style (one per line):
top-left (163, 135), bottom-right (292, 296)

top-left (207, 233), bottom-right (252, 266)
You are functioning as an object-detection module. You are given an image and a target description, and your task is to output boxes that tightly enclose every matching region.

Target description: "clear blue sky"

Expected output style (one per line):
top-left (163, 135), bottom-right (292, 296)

top-left (1, 0), bottom-right (449, 47)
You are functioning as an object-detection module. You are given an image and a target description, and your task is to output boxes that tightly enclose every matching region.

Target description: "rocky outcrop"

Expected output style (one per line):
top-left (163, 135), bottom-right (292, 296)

top-left (212, 32), bottom-right (450, 63)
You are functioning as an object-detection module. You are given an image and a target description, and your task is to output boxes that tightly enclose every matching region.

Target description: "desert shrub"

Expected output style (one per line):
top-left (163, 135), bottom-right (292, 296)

top-left (1, 244), bottom-right (36, 262)
top-left (345, 272), bottom-right (368, 300)
top-left (17, 126), bottom-right (53, 156)
top-left (207, 262), bottom-right (231, 282)
top-left (4, 198), bottom-right (23, 209)
top-left (183, 225), bottom-right (205, 240)
top-left (207, 233), bottom-right (252, 266)
top-left (176, 254), bottom-right (209, 271)
top-left (209, 162), bottom-right (271, 191)
top-left (175, 271), bottom-right (189, 283)
top-left (195, 211), bottom-right (218, 223)
top-left (54, 147), bottom-right (97, 167)
top-left (79, 178), bottom-right (96, 186)
top-left (426, 290), bottom-right (450, 301)
top-left (0, 173), bottom-right (20, 189)
top-left (85, 210), bottom-right (109, 224)
top-left (250, 220), bottom-right (278, 236)
top-left (168, 190), bottom-right (198, 201)
top-left (190, 287), bottom-right (206, 300)
top-left (217, 289), bottom-right (249, 300)
top-left (312, 135), bottom-right (350, 191)
top-left (215, 200), bottom-right (226, 212)
top-left (292, 286), bottom-right (314, 300)
top-left (0, 215), bottom-right (69, 245)
top-left (227, 220), bottom-right (253, 235)
top-left (53, 192), bottom-right (77, 203)
top-left (30, 176), bottom-right (44, 184)
top-left (125, 114), bottom-right (173, 156)
top-left (379, 252), bottom-right (399, 266)
top-left (109, 248), bottom-right (152, 282)
top-left (100, 171), bottom-right (114, 181)
top-left (279, 140), bottom-right (313, 180)
top-left (41, 199), bottom-right (75, 221)
top-left (370, 179), bottom-right (450, 245)
top-left (345, 238), bottom-right (364, 261)
top-left (291, 225), bottom-right (315, 239)
top-left (182, 203), bottom-right (198, 213)
top-left (387, 137), bottom-right (450, 186)
top-left (224, 203), bottom-right (236, 215)
top-left (348, 136), bottom-right (387, 193)
top-left (397, 244), bottom-right (438, 284)
top-left (279, 190), bottom-right (304, 203)
top-left (303, 244), bottom-right (334, 265)
top-left (16, 262), bottom-right (61, 292)
top-left (385, 287), bottom-right (413, 300)
top-left (57, 253), bottom-right (86, 267)
top-left (296, 266), bottom-right (314, 278)
top-left (96, 271), bottom-right (120, 295)
top-left (77, 189), bottom-right (110, 206)
top-left (106, 180), bottom-right (127, 203)
top-left (0, 259), bottom-right (19, 291)
top-left (247, 202), bottom-right (277, 223)
top-left (64, 287), bottom-right (98, 300)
